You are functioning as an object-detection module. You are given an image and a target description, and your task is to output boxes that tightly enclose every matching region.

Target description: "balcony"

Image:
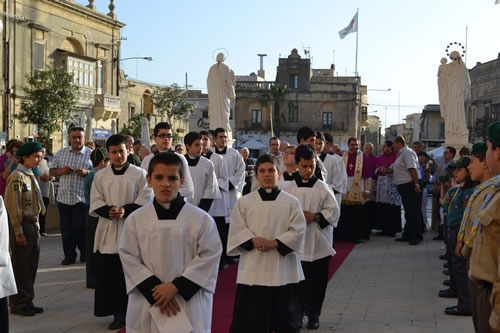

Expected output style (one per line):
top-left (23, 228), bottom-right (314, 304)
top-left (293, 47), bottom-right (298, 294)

top-left (236, 81), bottom-right (274, 91)
top-left (92, 94), bottom-right (121, 120)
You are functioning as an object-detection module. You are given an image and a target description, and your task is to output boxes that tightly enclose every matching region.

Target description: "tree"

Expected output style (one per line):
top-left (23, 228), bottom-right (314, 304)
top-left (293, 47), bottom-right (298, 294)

top-left (260, 83), bottom-right (288, 137)
top-left (469, 114), bottom-right (489, 142)
top-left (18, 67), bottom-right (78, 144)
top-left (151, 84), bottom-right (196, 124)
top-left (119, 113), bottom-right (149, 140)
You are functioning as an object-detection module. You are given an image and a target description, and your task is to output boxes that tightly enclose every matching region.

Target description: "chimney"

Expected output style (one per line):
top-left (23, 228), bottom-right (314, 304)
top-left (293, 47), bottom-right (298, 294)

top-left (257, 54), bottom-right (267, 80)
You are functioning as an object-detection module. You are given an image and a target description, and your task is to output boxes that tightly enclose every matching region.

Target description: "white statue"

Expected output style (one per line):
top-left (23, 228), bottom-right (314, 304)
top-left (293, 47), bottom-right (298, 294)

top-left (207, 52), bottom-right (235, 131)
top-left (437, 51), bottom-right (471, 145)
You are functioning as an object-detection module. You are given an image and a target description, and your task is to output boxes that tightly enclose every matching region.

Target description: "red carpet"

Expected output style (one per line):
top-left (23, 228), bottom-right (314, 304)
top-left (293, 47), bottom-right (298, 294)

top-left (211, 241), bottom-right (356, 333)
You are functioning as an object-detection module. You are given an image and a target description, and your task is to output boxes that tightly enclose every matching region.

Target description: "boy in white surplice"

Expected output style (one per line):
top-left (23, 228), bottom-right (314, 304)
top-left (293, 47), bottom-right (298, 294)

top-left (227, 153), bottom-right (306, 333)
top-left (282, 144), bottom-right (340, 330)
top-left (118, 153), bottom-right (222, 333)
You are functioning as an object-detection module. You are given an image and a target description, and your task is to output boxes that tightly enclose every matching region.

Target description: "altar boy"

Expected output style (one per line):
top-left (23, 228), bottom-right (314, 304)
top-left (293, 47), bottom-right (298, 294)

top-left (282, 144), bottom-right (339, 330)
top-left (227, 153), bottom-right (306, 333)
top-left (89, 135), bottom-right (152, 330)
top-left (118, 153), bottom-right (222, 333)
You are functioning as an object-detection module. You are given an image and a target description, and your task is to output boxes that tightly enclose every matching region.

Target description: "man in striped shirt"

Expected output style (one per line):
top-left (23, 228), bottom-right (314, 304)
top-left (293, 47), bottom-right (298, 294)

top-left (50, 127), bottom-right (92, 265)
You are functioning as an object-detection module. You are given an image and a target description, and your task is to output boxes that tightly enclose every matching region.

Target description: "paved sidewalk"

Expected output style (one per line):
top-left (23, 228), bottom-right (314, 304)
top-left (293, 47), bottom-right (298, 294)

top-left (9, 232), bottom-right (474, 332)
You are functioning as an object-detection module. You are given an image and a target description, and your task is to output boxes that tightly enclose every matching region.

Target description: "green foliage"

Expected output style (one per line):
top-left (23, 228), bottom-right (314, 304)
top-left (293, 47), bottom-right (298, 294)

top-left (470, 115), bottom-right (489, 141)
top-left (151, 84), bottom-right (196, 123)
top-left (18, 67), bottom-right (78, 143)
top-left (119, 113), bottom-right (150, 140)
top-left (259, 83), bottom-right (288, 137)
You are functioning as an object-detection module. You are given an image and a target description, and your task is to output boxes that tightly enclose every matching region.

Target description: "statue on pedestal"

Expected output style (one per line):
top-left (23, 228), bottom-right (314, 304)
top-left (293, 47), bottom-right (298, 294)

top-left (437, 51), bottom-right (471, 146)
top-left (207, 52), bottom-right (235, 132)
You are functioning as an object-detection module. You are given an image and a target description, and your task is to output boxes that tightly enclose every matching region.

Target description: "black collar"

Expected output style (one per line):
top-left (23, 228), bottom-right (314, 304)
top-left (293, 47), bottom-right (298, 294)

top-left (257, 187), bottom-right (281, 201)
top-left (185, 154), bottom-right (200, 167)
top-left (283, 171), bottom-right (298, 181)
top-left (319, 152), bottom-right (327, 162)
top-left (111, 162), bottom-right (130, 175)
top-left (154, 149), bottom-right (174, 155)
top-left (294, 173), bottom-right (318, 188)
top-left (203, 151), bottom-right (213, 159)
top-left (153, 194), bottom-right (186, 220)
top-left (215, 147), bottom-right (227, 155)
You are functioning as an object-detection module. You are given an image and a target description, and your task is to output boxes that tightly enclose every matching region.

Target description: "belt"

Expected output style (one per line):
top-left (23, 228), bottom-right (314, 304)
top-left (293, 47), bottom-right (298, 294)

top-left (22, 216), bottom-right (38, 224)
top-left (477, 280), bottom-right (493, 289)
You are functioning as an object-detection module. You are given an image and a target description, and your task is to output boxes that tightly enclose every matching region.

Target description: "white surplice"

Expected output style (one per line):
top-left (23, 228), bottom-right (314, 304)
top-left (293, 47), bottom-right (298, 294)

top-left (316, 156), bottom-right (328, 181)
top-left (227, 190), bottom-right (306, 286)
top-left (205, 152), bottom-right (229, 218)
top-left (118, 202), bottom-right (222, 333)
top-left (321, 153), bottom-right (348, 203)
top-left (0, 197), bottom-right (17, 299)
top-left (212, 147), bottom-right (245, 217)
top-left (186, 155), bottom-right (220, 207)
top-left (282, 177), bottom-right (339, 262)
top-left (141, 152), bottom-right (195, 200)
top-left (90, 165), bottom-right (152, 254)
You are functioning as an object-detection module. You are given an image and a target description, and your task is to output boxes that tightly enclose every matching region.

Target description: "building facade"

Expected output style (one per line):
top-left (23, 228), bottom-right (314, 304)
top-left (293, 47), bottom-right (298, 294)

top-left (420, 104), bottom-right (444, 150)
top-left (234, 49), bottom-right (367, 148)
top-left (1, 0), bottom-right (124, 152)
top-left (403, 113), bottom-right (422, 145)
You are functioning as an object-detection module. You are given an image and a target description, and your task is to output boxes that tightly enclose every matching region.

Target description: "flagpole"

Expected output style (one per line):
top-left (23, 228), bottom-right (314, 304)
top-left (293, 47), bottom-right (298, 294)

top-left (355, 8), bottom-right (359, 77)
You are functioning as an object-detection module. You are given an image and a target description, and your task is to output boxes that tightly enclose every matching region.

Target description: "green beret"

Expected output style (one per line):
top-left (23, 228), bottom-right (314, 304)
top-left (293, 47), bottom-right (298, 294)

top-left (448, 156), bottom-right (471, 170)
top-left (471, 142), bottom-right (487, 155)
top-left (487, 121), bottom-right (500, 145)
top-left (91, 147), bottom-right (108, 166)
top-left (16, 142), bottom-right (43, 156)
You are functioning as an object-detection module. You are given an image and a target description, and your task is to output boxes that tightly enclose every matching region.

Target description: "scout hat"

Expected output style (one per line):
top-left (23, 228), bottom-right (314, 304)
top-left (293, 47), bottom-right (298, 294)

top-left (471, 142), bottom-right (487, 155)
top-left (448, 156), bottom-right (471, 170)
top-left (16, 142), bottom-right (43, 156)
top-left (91, 147), bottom-right (108, 166)
top-left (487, 121), bottom-right (500, 145)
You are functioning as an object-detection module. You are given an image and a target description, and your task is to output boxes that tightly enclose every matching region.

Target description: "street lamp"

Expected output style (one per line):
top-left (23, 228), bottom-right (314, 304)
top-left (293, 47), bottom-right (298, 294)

top-left (113, 56), bottom-right (153, 96)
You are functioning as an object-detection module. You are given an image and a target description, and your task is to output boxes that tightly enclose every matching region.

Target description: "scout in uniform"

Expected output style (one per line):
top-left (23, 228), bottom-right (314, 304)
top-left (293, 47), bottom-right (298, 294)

top-left (468, 121), bottom-right (500, 333)
top-left (4, 142), bottom-right (45, 316)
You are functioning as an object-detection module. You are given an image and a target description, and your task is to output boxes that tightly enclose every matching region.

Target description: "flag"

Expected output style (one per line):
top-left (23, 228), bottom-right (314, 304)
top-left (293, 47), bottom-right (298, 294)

top-left (339, 12), bottom-right (358, 39)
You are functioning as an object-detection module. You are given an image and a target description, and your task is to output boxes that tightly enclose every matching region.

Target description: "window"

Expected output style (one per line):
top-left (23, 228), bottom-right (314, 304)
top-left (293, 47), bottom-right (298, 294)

top-left (97, 60), bottom-right (103, 94)
top-left (33, 41), bottom-right (45, 71)
top-left (67, 57), bottom-right (96, 89)
top-left (251, 110), bottom-right (262, 129)
top-left (439, 122), bottom-right (445, 139)
top-left (289, 74), bottom-right (299, 89)
top-left (288, 103), bottom-right (298, 123)
top-left (202, 111), bottom-right (208, 118)
top-left (322, 112), bottom-right (333, 130)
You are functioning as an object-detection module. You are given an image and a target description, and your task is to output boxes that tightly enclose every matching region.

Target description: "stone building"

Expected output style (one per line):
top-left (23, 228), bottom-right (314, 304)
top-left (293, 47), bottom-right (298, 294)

top-left (0, 0), bottom-right (124, 152)
top-left (234, 49), bottom-right (367, 148)
top-left (468, 53), bottom-right (500, 141)
top-left (420, 104), bottom-right (444, 150)
top-left (403, 113), bottom-right (422, 145)
top-left (364, 115), bottom-right (381, 152)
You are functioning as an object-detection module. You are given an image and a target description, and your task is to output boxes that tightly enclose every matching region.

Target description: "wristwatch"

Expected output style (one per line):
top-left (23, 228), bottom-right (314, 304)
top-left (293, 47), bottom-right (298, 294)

top-left (315, 213), bottom-right (322, 223)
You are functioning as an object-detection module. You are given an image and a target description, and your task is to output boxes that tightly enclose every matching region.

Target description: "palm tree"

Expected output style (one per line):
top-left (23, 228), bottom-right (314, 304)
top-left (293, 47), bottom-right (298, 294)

top-left (259, 83), bottom-right (288, 137)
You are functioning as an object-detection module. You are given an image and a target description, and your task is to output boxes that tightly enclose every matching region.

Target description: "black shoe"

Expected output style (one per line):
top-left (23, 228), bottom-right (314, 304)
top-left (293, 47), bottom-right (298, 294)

top-left (30, 305), bottom-right (44, 313)
top-left (443, 262), bottom-right (448, 268)
top-left (11, 306), bottom-right (35, 317)
top-left (306, 317), bottom-right (320, 330)
top-left (433, 235), bottom-right (445, 240)
top-left (439, 254), bottom-right (447, 260)
top-left (409, 240), bottom-right (421, 245)
top-left (61, 258), bottom-right (75, 265)
top-left (108, 319), bottom-right (126, 330)
top-left (395, 237), bottom-right (409, 242)
top-left (445, 308), bottom-right (471, 316)
top-left (439, 289), bottom-right (458, 298)
top-left (443, 280), bottom-right (450, 286)
top-left (445, 305), bottom-right (457, 311)
top-left (376, 231), bottom-right (396, 237)
top-left (443, 269), bottom-right (450, 276)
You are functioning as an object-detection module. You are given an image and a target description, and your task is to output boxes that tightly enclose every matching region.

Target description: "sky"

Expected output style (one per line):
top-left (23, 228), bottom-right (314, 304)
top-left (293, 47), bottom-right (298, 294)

top-left (77, 0), bottom-right (500, 128)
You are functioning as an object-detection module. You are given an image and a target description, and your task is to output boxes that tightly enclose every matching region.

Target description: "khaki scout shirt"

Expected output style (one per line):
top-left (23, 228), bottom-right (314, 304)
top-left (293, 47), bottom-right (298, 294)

top-left (461, 186), bottom-right (493, 257)
top-left (469, 190), bottom-right (500, 330)
top-left (4, 168), bottom-right (41, 236)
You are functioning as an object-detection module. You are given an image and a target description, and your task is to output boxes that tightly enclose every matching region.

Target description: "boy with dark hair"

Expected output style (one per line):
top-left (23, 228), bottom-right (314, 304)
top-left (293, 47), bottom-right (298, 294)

top-left (296, 127), bottom-right (327, 181)
top-left (283, 144), bottom-right (339, 329)
top-left (183, 132), bottom-right (220, 212)
top-left (84, 148), bottom-right (109, 289)
top-left (89, 134), bottom-right (152, 329)
top-left (118, 153), bottom-right (222, 333)
top-left (228, 153), bottom-right (306, 333)
top-left (141, 122), bottom-right (194, 200)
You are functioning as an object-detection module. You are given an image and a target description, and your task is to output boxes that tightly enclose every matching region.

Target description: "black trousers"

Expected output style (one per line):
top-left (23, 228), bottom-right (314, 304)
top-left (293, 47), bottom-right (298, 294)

top-left (375, 203), bottom-right (402, 234)
top-left (396, 182), bottom-right (423, 242)
top-left (85, 213), bottom-right (98, 288)
top-left (299, 256), bottom-right (331, 320)
top-left (470, 279), bottom-right (492, 333)
top-left (9, 223), bottom-right (40, 311)
top-left (38, 197), bottom-right (50, 234)
top-left (57, 202), bottom-right (87, 261)
top-left (214, 216), bottom-right (229, 264)
top-left (447, 226), bottom-right (471, 312)
top-left (94, 252), bottom-right (128, 317)
top-left (0, 297), bottom-right (8, 333)
top-left (336, 204), bottom-right (369, 242)
top-left (229, 283), bottom-right (300, 333)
